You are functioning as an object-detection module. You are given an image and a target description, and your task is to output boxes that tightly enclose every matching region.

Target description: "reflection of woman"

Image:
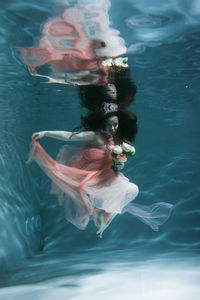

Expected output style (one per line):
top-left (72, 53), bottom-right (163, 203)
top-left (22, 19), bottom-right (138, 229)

top-left (29, 92), bottom-right (172, 237)
top-left (19, 1), bottom-right (127, 85)
top-left (79, 66), bottom-right (137, 109)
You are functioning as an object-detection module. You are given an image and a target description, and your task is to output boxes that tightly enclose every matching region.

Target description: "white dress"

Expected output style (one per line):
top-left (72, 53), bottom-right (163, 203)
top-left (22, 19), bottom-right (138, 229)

top-left (29, 137), bottom-right (173, 237)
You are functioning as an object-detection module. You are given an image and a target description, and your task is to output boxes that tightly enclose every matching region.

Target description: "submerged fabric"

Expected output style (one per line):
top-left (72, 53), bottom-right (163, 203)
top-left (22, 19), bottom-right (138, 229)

top-left (29, 139), bottom-right (172, 233)
top-left (29, 139), bottom-right (119, 229)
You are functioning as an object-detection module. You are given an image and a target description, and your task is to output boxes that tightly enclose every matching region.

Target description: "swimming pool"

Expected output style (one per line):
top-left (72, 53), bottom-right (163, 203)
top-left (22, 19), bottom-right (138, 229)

top-left (0, 0), bottom-right (200, 299)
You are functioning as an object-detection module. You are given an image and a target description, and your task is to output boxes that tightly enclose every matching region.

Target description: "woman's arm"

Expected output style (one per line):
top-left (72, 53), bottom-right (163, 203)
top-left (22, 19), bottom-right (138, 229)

top-left (32, 130), bottom-right (96, 142)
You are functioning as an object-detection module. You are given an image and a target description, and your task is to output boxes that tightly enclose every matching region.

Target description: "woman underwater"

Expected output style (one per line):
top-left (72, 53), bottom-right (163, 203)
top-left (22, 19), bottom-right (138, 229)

top-left (23, 1), bottom-right (172, 237)
top-left (29, 82), bottom-right (173, 237)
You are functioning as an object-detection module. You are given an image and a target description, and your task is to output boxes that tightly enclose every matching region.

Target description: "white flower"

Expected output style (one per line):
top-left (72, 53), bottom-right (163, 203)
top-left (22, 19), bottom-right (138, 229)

top-left (102, 58), bottom-right (112, 67)
top-left (113, 57), bottom-right (128, 68)
top-left (115, 162), bottom-right (125, 170)
top-left (113, 145), bottom-right (123, 155)
top-left (121, 143), bottom-right (135, 155)
top-left (102, 57), bottom-right (128, 68)
top-left (122, 143), bottom-right (135, 152)
top-left (131, 146), bottom-right (135, 153)
top-left (122, 142), bottom-right (132, 152)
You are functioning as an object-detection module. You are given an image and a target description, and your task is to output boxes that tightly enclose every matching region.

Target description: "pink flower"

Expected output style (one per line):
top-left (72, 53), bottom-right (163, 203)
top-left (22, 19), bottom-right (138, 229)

top-left (116, 154), bottom-right (127, 163)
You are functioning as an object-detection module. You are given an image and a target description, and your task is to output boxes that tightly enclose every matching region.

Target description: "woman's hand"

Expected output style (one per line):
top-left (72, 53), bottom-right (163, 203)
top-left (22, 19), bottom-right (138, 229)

top-left (32, 131), bottom-right (46, 140)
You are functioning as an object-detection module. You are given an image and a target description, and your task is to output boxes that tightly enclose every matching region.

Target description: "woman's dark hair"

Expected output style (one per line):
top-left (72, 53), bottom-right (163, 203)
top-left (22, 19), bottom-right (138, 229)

top-left (117, 110), bottom-right (138, 142)
top-left (82, 109), bottom-right (138, 142)
top-left (79, 66), bottom-right (138, 142)
top-left (79, 67), bottom-right (137, 111)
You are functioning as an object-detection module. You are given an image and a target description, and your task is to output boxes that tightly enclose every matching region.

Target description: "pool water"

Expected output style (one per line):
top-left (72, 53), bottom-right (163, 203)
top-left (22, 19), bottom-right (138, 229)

top-left (0, 0), bottom-right (200, 299)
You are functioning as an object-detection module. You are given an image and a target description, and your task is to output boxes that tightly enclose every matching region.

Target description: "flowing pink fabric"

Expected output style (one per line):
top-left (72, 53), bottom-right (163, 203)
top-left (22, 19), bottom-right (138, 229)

top-left (28, 139), bottom-right (173, 234)
top-left (19, 9), bottom-right (109, 85)
top-left (28, 139), bottom-right (117, 229)
top-left (20, 18), bottom-right (103, 72)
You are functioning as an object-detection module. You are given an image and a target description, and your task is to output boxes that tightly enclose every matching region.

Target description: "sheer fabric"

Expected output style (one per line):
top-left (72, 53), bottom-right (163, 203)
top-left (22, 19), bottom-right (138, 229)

top-left (125, 202), bottom-right (173, 232)
top-left (29, 139), bottom-right (172, 234)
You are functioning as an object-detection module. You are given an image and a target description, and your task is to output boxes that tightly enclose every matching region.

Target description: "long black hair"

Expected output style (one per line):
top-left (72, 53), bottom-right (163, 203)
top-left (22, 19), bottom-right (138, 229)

top-left (82, 110), bottom-right (138, 143)
top-left (79, 67), bottom-right (137, 111)
top-left (79, 66), bottom-right (138, 142)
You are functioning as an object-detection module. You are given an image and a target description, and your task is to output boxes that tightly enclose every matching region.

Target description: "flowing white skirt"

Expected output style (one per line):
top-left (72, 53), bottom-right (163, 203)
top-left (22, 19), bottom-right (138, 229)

top-left (29, 140), bottom-right (173, 235)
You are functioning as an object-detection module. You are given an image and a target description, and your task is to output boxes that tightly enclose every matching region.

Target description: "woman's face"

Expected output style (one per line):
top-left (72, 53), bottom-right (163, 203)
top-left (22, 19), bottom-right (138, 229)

top-left (103, 83), bottom-right (117, 100)
top-left (105, 115), bottom-right (119, 134)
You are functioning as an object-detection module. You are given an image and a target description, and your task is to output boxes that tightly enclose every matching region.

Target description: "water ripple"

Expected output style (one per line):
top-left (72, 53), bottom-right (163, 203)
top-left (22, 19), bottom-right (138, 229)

top-left (126, 14), bottom-right (170, 29)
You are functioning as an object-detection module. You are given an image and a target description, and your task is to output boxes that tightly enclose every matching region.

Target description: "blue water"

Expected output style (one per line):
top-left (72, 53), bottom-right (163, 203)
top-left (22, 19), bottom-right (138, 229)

top-left (0, 0), bottom-right (200, 299)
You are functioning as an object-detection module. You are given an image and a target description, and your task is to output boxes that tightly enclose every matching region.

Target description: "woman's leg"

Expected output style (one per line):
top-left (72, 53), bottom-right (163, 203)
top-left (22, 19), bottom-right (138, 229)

top-left (96, 182), bottom-right (139, 237)
top-left (123, 183), bottom-right (139, 207)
